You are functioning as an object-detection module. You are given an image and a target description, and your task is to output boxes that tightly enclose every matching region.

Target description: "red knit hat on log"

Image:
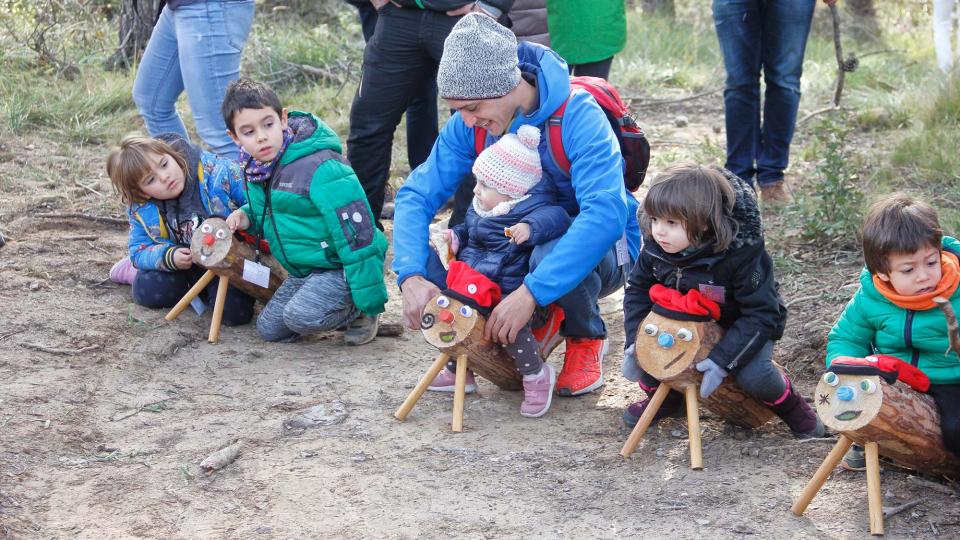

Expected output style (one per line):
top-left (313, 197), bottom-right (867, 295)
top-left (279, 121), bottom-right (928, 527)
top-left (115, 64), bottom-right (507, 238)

top-left (444, 261), bottom-right (502, 315)
top-left (649, 284), bottom-right (721, 322)
top-left (829, 354), bottom-right (931, 393)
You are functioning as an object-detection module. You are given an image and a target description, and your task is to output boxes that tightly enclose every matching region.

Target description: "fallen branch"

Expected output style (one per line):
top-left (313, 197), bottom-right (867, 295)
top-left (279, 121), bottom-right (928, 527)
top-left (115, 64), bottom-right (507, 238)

top-left (829, 4), bottom-right (859, 107)
top-left (883, 499), bottom-right (921, 519)
top-left (199, 439), bottom-right (242, 475)
top-left (784, 294), bottom-right (821, 309)
top-left (35, 212), bottom-right (127, 227)
top-left (110, 398), bottom-right (172, 422)
top-left (0, 328), bottom-right (26, 342)
top-left (377, 322), bottom-right (404, 337)
top-left (907, 475), bottom-right (956, 495)
top-left (61, 235), bottom-right (99, 241)
top-left (74, 179), bottom-right (104, 198)
top-left (934, 296), bottom-right (960, 359)
top-left (797, 105), bottom-right (842, 126)
top-left (19, 342), bottom-right (101, 356)
top-left (628, 86), bottom-right (723, 108)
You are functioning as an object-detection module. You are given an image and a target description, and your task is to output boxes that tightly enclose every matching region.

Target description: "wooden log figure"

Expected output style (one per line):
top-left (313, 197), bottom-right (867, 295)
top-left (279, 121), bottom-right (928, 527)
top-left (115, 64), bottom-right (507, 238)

top-left (620, 311), bottom-right (777, 468)
top-left (792, 355), bottom-right (960, 535)
top-left (165, 217), bottom-right (286, 343)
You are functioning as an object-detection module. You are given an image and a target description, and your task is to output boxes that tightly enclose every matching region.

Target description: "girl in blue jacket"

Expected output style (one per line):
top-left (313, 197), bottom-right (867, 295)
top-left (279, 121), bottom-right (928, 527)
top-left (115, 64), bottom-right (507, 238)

top-left (428, 125), bottom-right (571, 417)
top-left (106, 134), bottom-right (254, 325)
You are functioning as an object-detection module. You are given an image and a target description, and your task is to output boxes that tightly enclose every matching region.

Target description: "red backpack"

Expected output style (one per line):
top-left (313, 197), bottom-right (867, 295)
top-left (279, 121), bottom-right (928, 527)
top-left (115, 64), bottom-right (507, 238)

top-left (473, 76), bottom-right (651, 192)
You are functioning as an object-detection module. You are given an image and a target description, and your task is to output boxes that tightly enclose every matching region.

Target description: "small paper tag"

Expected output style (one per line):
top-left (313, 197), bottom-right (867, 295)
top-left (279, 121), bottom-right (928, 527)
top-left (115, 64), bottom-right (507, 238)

top-left (190, 296), bottom-right (207, 316)
top-left (243, 259), bottom-right (271, 288)
top-left (615, 234), bottom-right (630, 267)
top-left (698, 284), bottom-right (727, 304)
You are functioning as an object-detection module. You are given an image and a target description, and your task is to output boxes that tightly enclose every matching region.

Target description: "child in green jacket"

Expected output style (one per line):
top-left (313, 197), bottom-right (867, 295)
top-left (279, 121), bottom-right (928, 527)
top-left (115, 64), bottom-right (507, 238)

top-left (223, 78), bottom-right (388, 344)
top-left (827, 193), bottom-right (960, 465)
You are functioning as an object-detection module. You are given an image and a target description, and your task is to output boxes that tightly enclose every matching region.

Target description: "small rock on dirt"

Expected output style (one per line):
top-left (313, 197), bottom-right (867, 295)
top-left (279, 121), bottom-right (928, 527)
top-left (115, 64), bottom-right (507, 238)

top-left (285, 400), bottom-right (348, 431)
top-left (28, 281), bottom-right (41, 291)
top-left (696, 519), bottom-right (710, 526)
top-left (674, 115), bottom-right (689, 127)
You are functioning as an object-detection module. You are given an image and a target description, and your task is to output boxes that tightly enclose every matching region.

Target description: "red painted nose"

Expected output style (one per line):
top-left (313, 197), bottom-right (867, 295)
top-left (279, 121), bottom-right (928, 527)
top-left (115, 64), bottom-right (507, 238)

top-left (438, 309), bottom-right (454, 323)
top-left (203, 233), bottom-right (215, 246)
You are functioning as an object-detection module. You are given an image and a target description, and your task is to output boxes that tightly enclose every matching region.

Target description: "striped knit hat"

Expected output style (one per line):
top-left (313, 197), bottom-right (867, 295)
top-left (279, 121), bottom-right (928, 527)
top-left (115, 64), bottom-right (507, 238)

top-left (473, 125), bottom-right (543, 198)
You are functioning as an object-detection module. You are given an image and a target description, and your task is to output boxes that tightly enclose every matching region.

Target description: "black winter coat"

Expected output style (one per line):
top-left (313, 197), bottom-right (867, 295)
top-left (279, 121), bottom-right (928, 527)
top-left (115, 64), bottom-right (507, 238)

top-left (622, 169), bottom-right (787, 374)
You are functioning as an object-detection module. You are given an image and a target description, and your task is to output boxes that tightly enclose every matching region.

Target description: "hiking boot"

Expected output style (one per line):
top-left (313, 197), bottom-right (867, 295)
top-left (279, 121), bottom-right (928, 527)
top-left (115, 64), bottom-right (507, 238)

top-left (532, 304), bottom-right (564, 359)
top-left (556, 337), bottom-right (606, 396)
top-left (759, 180), bottom-right (792, 204)
top-left (428, 367), bottom-right (477, 393)
top-left (109, 256), bottom-right (138, 285)
top-left (622, 384), bottom-right (686, 428)
top-left (841, 444), bottom-right (866, 472)
top-left (520, 364), bottom-right (557, 418)
top-left (766, 380), bottom-right (826, 439)
top-left (344, 313), bottom-right (379, 346)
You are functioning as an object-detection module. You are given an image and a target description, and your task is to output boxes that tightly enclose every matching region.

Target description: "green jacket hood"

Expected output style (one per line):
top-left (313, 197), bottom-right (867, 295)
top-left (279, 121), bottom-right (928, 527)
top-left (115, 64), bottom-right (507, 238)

top-left (282, 111), bottom-right (343, 164)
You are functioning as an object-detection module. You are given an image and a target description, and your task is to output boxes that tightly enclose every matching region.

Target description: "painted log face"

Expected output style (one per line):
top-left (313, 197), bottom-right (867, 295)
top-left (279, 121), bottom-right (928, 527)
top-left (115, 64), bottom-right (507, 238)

top-left (816, 371), bottom-right (960, 476)
top-left (189, 217), bottom-right (285, 301)
top-left (634, 312), bottom-right (774, 429)
top-left (421, 293), bottom-right (522, 391)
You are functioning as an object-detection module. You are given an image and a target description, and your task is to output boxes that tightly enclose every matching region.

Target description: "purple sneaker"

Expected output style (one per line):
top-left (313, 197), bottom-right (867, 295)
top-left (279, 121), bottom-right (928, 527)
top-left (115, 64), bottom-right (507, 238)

top-left (427, 367), bottom-right (477, 393)
top-left (622, 385), bottom-right (685, 428)
top-left (109, 256), bottom-right (137, 285)
top-left (520, 364), bottom-right (557, 418)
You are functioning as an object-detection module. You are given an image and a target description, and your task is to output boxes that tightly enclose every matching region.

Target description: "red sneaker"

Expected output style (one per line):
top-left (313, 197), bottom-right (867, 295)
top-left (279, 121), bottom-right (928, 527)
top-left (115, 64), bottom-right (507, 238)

top-left (532, 304), bottom-right (564, 359)
top-left (556, 337), bottom-right (607, 396)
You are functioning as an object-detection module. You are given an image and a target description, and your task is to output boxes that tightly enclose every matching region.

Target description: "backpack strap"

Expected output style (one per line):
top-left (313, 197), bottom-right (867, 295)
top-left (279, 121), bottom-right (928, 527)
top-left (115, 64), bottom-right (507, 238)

top-left (545, 93), bottom-right (572, 175)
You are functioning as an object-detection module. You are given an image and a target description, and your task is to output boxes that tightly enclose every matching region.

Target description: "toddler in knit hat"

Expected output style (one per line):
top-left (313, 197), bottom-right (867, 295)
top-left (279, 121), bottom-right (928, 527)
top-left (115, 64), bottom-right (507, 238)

top-left (431, 125), bottom-right (573, 418)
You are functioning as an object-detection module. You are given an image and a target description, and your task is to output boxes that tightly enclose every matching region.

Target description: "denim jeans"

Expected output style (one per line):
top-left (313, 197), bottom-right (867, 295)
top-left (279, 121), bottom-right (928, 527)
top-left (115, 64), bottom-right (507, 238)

top-left (347, 4), bottom-right (451, 225)
top-left (713, 0), bottom-right (814, 187)
top-left (256, 270), bottom-right (359, 342)
top-left (132, 0), bottom-right (255, 158)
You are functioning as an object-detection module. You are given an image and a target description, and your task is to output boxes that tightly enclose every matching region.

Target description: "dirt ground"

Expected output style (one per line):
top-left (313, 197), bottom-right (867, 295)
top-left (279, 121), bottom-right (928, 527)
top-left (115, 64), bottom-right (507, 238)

top-left (2, 97), bottom-right (959, 539)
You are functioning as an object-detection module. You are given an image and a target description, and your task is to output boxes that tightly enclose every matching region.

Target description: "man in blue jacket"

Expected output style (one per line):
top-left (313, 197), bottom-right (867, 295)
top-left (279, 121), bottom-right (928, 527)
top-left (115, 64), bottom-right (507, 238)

top-left (393, 13), bottom-right (640, 396)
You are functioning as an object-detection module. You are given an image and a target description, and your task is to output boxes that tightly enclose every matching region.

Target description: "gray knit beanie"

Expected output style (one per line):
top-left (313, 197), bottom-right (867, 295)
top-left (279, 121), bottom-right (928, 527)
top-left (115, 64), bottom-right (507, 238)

top-left (437, 13), bottom-right (521, 100)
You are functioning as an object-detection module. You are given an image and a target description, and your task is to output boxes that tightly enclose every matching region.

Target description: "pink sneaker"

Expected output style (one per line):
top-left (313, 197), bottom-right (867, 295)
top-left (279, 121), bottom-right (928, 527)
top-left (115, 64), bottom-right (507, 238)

top-left (520, 364), bottom-right (557, 418)
top-left (427, 368), bottom-right (477, 393)
top-left (109, 256), bottom-right (138, 285)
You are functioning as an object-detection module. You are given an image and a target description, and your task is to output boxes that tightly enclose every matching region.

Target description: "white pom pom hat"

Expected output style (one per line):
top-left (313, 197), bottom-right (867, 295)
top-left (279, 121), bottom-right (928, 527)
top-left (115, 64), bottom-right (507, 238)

top-left (472, 124), bottom-right (543, 199)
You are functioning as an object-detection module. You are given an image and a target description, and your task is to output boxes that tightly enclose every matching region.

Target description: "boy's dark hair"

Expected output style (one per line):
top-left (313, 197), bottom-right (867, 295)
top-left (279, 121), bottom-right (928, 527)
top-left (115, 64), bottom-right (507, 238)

top-left (221, 77), bottom-right (284, 132)
top-left (862, 193), bottom-right (942, 274)
top-left (641, 163), bottom-right (739, 252)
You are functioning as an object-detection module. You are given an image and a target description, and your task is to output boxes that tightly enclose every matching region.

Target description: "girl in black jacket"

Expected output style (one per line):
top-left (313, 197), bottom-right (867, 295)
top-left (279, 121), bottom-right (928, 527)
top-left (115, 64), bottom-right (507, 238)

top-left (621, 164), bottom-right (824, 438)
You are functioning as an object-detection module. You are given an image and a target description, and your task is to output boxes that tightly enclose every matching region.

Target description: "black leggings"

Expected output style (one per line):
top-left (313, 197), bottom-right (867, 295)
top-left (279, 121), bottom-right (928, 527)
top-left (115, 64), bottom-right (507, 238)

top-left (928, 383), bottom-right (960, 457)
top-left (132, 267), bottom-right (255, 326)
top-left (570, 56), bottom-right (615, 79)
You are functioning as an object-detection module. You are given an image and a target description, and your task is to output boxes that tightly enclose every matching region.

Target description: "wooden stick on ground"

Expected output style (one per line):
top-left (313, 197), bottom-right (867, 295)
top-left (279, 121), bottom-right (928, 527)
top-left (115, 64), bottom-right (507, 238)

top-left (791, 434), bottom-right (854, 516)
top-left (395, 353), bottom-right (450, 422)
top-left (199, 439), bottom-right (242, 475)
top-left (207, 276), bottom-right (230, 343)
top-left (35, 212), bottom-right (127, 227)
top-left (451, 354), bottom-right (468, 433)
top-left (684, 386), bottom-right (704, 470)
top-left (865, 441), bottom-right (884, 536)
top-left (934, 296), bottom-right (960, 360)
top-left (20, 343), bottom-right (101, 356)
top-left (620, 384), bottom-right (671, 458)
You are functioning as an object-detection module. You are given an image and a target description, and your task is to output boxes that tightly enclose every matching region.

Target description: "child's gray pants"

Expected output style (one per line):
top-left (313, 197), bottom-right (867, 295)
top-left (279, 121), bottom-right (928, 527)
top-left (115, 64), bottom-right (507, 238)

top-left (256, 269), bottom-right (359, 342)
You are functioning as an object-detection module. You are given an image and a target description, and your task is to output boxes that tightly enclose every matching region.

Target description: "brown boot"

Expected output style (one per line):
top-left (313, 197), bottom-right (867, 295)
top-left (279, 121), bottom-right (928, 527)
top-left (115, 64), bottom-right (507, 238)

top-left (760, 180), bottom-right (792, 204)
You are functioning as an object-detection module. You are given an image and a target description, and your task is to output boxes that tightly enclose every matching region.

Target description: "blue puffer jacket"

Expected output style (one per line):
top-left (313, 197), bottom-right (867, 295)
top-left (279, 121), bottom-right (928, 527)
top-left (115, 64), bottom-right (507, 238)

top-left (452, 192), bottom-right (571, 294)
top-left (393, 41), bottom-right (640, 306)
top-left (127, 134), bottom-right (246, 271)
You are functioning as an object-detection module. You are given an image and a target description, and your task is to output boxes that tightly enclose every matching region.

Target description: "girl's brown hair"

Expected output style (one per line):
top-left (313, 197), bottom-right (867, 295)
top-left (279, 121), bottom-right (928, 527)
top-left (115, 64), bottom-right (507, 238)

top-left (641, 163), bottom-right (739, 252)
top-left (106, 135), bottom-right (187, 204)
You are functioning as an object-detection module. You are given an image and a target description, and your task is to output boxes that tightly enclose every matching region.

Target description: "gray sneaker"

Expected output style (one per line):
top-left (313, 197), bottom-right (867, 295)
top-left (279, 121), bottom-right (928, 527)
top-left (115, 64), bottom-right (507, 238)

top-left (344, 313), bottom-right (379, 346)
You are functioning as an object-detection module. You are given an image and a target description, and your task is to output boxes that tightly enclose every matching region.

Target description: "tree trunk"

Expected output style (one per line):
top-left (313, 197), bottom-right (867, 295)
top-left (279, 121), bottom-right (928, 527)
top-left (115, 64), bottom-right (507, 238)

top-left (105, 0), bottom-right (165, 71)
top-left (641, 0), bottom-right (675, 17)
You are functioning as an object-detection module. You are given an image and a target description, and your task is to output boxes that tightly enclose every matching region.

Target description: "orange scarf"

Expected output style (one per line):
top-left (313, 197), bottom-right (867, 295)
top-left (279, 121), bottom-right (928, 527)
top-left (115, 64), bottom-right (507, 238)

top-left (874, 251), bottom-right (960, 310)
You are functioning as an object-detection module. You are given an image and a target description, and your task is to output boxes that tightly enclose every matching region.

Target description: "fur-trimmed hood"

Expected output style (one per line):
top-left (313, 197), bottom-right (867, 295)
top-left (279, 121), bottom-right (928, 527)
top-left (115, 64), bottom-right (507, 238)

top-left (718, 167), bottom-right (762, 251)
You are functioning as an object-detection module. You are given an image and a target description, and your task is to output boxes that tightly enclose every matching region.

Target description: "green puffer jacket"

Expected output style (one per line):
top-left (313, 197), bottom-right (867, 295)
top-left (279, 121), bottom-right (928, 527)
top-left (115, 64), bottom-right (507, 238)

top-left (546, 0), bottom-right (625, 65)
top-left (240, 111), bottom-right (388, 316)
top-left (826, 236), bottom-right (960, 384)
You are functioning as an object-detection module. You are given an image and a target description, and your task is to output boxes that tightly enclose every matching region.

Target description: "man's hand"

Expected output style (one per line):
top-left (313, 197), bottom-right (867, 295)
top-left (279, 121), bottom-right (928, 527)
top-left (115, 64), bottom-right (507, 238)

top-left (401, 275), bottom-right (441, 330)
top-left (447, 2), bottom-right (491, 17)
top-left (484, 284), bottom-right (537, 344)
top-left (173, 247), bottom-right (193, 270)
top-left (225, 209), bottom-right (250, 232)
top-left (506, 223), bottom-right (531, 245)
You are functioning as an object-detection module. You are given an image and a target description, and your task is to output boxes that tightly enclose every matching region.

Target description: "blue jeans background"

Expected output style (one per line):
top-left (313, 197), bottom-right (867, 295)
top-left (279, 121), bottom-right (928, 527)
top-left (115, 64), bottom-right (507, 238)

top-left (133, 0), bottom-right (255, 158)
top-left (713, 0), bottom-right (815, 187)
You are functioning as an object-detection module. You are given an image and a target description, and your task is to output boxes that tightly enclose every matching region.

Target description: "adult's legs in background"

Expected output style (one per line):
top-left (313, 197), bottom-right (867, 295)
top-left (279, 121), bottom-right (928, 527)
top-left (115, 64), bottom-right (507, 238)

top-left (570, 56), bottom-right (614, 79)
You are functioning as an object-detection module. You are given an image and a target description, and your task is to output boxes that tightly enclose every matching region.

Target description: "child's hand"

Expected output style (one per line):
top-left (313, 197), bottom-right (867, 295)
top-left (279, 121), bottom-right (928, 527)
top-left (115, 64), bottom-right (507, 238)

top-left (695, 359), bottom-right (728, 398)
top-left (226, 209), bottom-right (250, 232)
top-left (506, 223), bottom-right (531, 245)
top-left (443, 229), bottom-right (459, 255)
top-left (173, 247), bottom-right (193, 270)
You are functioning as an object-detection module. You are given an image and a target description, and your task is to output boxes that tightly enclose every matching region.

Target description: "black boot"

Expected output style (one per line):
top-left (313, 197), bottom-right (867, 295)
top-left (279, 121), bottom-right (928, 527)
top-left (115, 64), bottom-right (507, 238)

top-left (766, 380), bottom-right (825, 439)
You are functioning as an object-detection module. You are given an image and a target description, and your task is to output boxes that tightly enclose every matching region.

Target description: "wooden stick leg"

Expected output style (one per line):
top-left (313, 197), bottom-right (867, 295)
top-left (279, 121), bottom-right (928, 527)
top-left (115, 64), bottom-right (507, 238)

top-left (394, 353), bottom-right (450, 421)
top-left (620, 384), bottom-right (671, 458)
top-left (791, 434), bottom-right (854, 516)
top-left (865, 441), bottom-right (883, 536)
top-left (451, 355), bottom-right (468, 433)
top-left (165, 270), bottom-right (215, 321)
top-left (684, 386), bottom-right (703, 470)
top-left (207, 276), bottom-right (230, 343)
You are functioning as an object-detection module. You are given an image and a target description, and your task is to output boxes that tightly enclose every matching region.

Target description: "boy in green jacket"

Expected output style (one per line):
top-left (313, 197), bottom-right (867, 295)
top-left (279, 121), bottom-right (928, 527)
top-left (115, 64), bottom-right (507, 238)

top-left (827, 193), bottom-right (960, 467)
top-left (223, 78), bottom-right (388, 344)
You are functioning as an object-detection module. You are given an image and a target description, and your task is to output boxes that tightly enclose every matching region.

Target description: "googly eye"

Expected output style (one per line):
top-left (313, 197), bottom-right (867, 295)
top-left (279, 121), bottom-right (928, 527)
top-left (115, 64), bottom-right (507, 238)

top-left (201, 223), bottom-right (212, 233)
top-left (865, 355), bottom-right (879, 363)
top-left (823, 372), bottom-right (840, 386)
top-left (677, 328), bottom-right (693, 341)
top-left (860, 379), bottom-right (877, 394)
top-left (459, 305), bottom-right (474, 317)
top-left (643, 324), bottom-right (658, 336)
top-left (215, 229), bottom-right (227, 239)
top-left (420, 313), bottom-right (435, 329)
top-left (436, 296), bottom-right (450, 308)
